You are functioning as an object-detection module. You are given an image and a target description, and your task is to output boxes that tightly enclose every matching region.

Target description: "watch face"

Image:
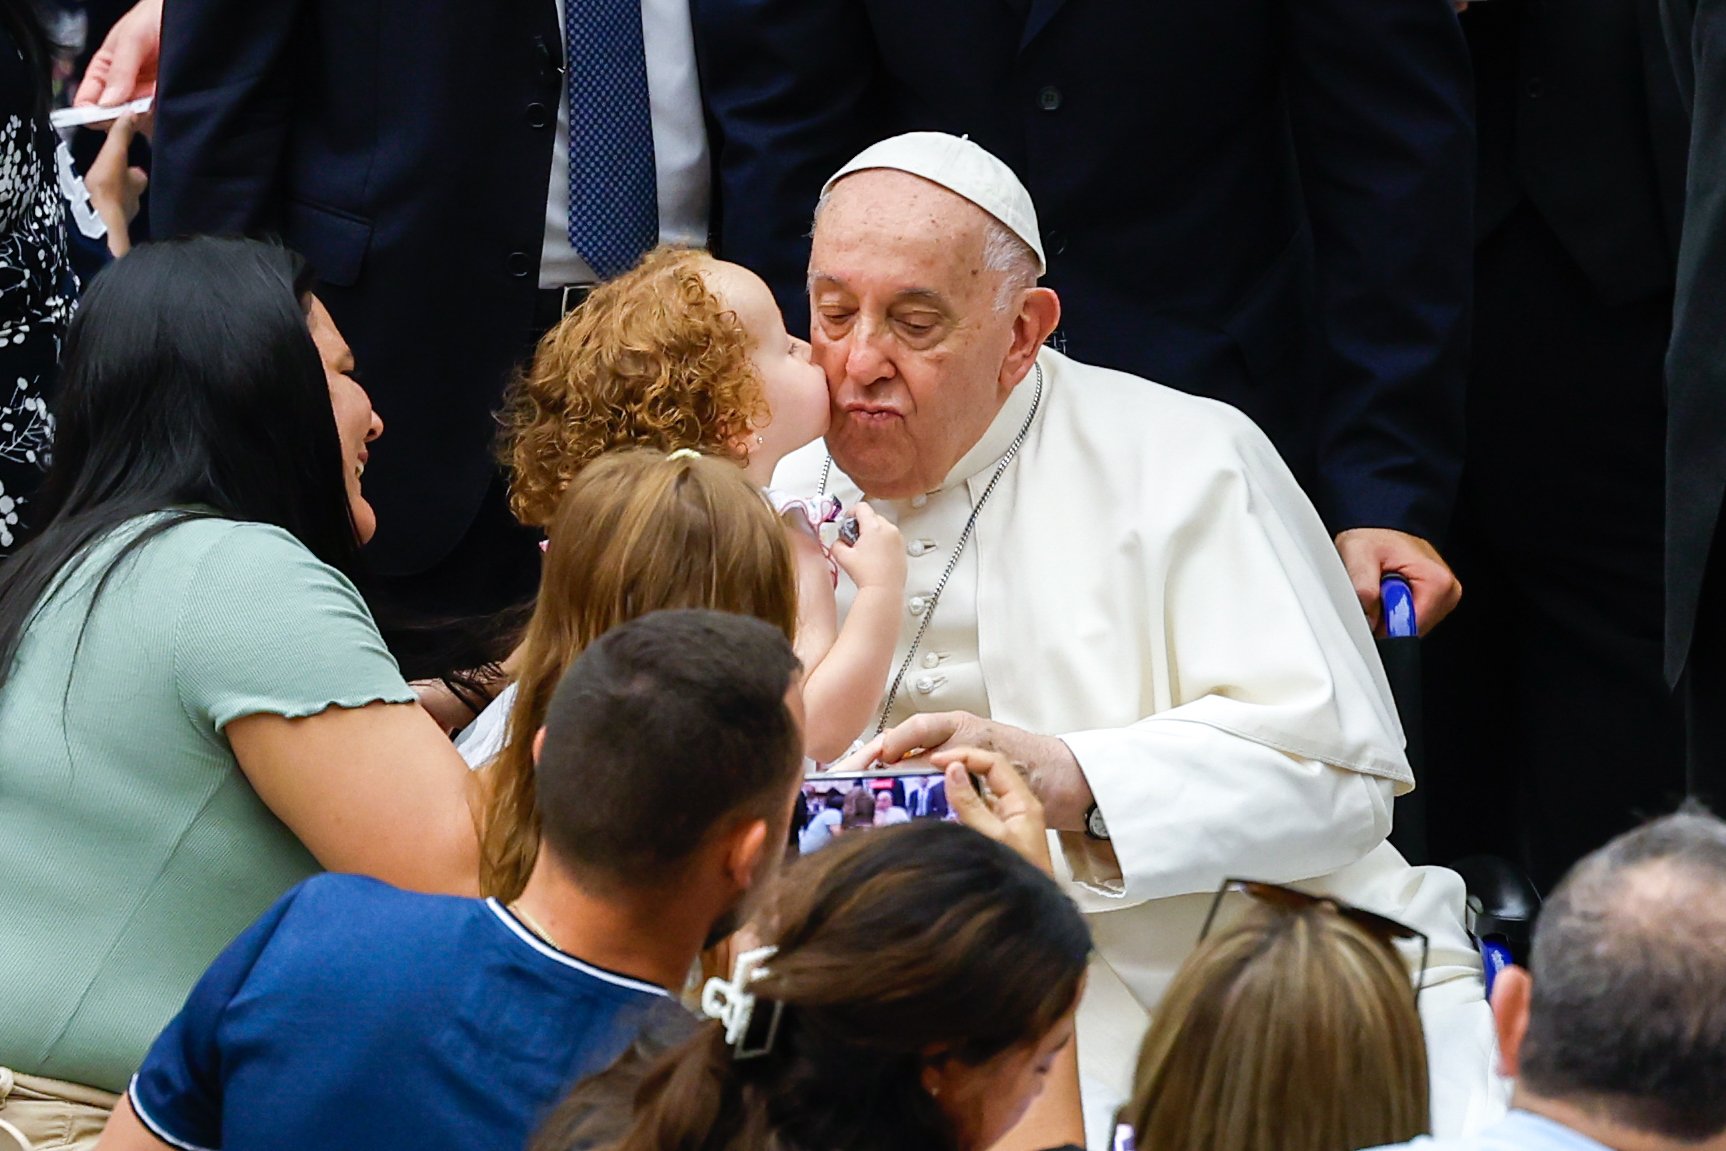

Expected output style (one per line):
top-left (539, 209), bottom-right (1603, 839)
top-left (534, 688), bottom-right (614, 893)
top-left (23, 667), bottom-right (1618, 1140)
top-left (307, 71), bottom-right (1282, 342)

top-left (1087, 805), bottom-right (1109, 840)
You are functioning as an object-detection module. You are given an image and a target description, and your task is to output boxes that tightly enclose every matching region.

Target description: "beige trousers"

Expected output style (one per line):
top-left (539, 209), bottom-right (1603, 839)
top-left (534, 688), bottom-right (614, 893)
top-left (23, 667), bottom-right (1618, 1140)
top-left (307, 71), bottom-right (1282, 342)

top-left (0, 1069), bottom-right (117, 1151)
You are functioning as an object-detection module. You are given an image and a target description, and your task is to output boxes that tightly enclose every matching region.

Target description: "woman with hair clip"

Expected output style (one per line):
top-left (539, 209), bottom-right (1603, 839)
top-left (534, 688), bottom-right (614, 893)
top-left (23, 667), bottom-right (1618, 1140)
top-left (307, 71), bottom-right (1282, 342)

top-left (1119, 882), bottom-right (1432, 1151)
top-left (532, 748), bottom-right (1092, 1151)
top-left (478, 447), bottom-right (798, 901)
top-left (0, 236), bottom-right (477, 1147)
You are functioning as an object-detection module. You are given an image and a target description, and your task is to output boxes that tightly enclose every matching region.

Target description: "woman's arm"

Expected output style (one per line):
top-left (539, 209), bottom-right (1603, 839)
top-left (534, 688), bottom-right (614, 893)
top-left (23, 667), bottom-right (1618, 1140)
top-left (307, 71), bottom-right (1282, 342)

top-left (412, 637), bottom-right (525, 735)
top-left (941, 750), bottom-right (1086, 1151)
top-left (93, 1095), bottom-right (168, 1151)
top-left (227, 701), bottom-right (481, 896)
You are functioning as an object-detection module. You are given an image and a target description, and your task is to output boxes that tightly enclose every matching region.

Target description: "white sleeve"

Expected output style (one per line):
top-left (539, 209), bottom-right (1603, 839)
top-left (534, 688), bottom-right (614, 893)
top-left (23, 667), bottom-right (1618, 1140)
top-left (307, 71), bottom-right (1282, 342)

top-left (456, 683), bottom-right (516, 770)
top-left (1058, 719), bottom-right (1395, 913)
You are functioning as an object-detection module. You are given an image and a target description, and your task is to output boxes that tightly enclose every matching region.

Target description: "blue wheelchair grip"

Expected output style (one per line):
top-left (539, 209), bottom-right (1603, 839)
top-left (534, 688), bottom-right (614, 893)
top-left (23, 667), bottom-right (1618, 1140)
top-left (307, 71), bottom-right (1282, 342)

top-left (1381, 574), bottom-right (1417, 639)
top-left (1479, 937), bottom-right (1514, 1000)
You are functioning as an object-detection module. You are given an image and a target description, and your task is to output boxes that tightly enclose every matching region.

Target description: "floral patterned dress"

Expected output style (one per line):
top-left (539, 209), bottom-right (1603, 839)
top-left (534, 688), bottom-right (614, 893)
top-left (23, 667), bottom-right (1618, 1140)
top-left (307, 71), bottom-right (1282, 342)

top-left (0, 26), bottom-right (72, 554)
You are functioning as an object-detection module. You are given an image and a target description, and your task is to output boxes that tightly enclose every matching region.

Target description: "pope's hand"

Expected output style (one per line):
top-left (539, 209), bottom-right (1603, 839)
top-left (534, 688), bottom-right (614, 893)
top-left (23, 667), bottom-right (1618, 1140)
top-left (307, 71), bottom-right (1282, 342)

top-left (1334, 527), bottom-right (1462, 637)
top-left (73, 0), bottom-right (162, 109)
top-left (839, 710), bottom-right (1093, 832)
top-left (935, 747), bottom-right (1054, 875)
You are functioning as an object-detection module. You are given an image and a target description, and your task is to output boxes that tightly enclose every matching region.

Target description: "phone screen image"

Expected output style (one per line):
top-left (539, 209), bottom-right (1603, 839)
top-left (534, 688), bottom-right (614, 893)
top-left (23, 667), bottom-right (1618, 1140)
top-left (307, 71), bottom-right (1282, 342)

top-left (797, 769), bottom-right (954, 854)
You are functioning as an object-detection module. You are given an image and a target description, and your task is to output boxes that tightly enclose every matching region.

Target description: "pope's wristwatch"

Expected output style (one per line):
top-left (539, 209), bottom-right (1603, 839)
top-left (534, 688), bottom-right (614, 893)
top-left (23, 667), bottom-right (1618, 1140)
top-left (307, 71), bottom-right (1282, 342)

top-left (1083, 802), bottom-right (1110, 841)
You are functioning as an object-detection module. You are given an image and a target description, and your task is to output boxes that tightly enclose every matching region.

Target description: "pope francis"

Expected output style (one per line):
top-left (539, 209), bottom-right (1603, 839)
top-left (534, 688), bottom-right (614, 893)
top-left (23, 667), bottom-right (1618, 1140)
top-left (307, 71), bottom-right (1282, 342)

top-left (777, 133), bottom-right (1502, 1148)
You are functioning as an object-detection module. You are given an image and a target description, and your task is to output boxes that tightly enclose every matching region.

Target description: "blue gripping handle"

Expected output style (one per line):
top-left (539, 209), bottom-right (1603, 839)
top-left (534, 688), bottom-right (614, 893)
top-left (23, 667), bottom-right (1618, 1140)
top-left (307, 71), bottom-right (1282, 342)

top-left (1382, 574), bottom-right (1417, 638)
top-left (1479, 937), bottom-right (1514, 1000)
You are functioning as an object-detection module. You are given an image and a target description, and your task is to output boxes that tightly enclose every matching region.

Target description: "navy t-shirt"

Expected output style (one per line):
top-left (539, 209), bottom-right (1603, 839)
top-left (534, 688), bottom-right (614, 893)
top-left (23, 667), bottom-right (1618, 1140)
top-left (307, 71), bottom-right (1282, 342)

top-left (128, 874), bottom-right (669, 1151)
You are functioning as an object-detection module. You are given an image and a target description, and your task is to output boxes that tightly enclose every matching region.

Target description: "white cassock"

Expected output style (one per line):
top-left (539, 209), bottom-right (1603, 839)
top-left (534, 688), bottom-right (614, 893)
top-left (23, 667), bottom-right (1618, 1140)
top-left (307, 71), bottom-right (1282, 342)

top-left (777, 347), bottom-right (1508, 1150)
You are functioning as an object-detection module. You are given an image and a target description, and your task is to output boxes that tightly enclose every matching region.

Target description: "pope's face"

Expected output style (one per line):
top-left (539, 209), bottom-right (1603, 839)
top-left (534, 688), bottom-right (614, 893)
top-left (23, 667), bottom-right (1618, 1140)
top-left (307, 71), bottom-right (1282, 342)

top-left (809, 172), bottom-right (1022, 499)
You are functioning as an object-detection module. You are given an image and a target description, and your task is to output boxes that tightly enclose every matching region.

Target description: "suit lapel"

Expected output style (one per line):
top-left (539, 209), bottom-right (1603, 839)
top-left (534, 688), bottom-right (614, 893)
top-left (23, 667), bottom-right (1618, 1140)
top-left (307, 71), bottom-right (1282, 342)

top-left (1019, 0), bottom-right (1069, 51)
top-left (1637, 0), bottom-right (1692, 257)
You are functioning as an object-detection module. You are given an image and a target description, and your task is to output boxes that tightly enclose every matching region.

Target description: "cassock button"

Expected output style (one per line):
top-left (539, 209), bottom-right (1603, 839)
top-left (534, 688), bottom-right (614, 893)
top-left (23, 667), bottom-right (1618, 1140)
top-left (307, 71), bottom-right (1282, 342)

top-left (916, 676), bottom-right (936, 694)
top-left (922, 652), bottom-right (941, 669)
top-left (908, 540), bottom-right (933, 557)
top-left (908, 596), bottom-right (928, 615)
top-left (911, 493), bottom-right (929, 509)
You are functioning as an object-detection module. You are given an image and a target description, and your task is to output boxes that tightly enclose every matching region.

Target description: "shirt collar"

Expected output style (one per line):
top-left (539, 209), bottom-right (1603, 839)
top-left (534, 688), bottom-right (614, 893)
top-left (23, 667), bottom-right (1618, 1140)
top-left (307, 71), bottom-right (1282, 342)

top-left (937, 356), bottom-right (1044, 492)
top-left (1490, 1110), bottom-right (1616, 1151)
top-left (485, 898), bottom-right (670, 998)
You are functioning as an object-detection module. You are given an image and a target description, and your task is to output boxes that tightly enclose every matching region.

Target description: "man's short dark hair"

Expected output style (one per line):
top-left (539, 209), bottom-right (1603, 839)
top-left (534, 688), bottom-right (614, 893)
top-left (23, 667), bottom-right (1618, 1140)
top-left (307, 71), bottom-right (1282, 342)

top-left (535, 609), bottom-right (803, 889)
top-left (1519, 807), bottom-right (1726, 1140)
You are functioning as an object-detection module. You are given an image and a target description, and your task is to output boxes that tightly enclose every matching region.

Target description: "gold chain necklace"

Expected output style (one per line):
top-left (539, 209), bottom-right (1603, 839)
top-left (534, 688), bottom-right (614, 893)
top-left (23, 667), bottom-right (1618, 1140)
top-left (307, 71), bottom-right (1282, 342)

top-left (509, 901), bottom-right (563, 952)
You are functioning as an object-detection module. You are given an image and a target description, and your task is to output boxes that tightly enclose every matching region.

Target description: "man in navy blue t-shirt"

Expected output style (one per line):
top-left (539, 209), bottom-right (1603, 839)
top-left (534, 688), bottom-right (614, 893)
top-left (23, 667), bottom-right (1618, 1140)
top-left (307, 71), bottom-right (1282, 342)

top-left (97, 610), bottom-right (807, 1151)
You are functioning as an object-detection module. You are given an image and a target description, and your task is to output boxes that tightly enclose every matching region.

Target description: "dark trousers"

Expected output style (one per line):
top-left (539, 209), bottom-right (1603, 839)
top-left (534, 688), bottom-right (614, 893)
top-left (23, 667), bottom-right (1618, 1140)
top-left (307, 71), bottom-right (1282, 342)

top-left (1683, 505), bottom-right (1726, 807)
top-left (366, 472), bottom-right (543, 679)
top-left (1421, 204), bottom-right (1684, 893)
top-left (363, 321), bottom-right (555, 679)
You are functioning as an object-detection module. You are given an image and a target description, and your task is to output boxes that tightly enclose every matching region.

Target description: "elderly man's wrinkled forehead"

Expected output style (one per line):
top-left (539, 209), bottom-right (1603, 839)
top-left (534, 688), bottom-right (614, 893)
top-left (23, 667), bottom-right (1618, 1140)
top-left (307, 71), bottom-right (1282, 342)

top-left (811, 169), bottom-right (999, 280)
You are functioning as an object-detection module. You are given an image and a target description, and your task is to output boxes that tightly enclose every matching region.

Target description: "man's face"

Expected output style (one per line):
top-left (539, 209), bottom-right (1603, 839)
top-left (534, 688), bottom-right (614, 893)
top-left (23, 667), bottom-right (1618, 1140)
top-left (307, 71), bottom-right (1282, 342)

top-left (809, 172), bottom-right (1022, 498)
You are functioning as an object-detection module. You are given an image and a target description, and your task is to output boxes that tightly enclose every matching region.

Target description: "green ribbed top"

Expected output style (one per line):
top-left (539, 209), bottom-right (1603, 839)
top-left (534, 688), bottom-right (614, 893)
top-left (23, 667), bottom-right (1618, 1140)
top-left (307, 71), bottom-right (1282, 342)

top-left (0, 514), bottom-right (416, 1092)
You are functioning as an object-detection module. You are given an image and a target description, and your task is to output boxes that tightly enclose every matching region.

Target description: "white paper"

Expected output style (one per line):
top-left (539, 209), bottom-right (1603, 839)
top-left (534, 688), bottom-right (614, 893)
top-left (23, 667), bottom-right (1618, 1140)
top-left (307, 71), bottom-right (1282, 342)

top-left (49, 96), bottom-right (153, 131)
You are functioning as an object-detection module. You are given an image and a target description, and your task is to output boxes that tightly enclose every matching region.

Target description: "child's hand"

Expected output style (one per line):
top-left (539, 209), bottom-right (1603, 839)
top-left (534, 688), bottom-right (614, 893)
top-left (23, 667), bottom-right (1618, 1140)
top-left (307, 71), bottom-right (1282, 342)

top-left (832, 502), bottom-right (906, 592)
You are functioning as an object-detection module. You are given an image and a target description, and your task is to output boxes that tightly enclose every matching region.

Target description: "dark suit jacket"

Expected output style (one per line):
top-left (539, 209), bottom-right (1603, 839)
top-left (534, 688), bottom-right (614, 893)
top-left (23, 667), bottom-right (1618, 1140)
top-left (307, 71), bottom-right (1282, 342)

top-left (1661, 0), bottom-right (1726, 680)
top-left (151, 0), bottom-right (562, 575)
top-left (1467, 0), bottom-right (1687, 304)
top-left (693, 0), bottom-right (1474, 539)
top-left (924, 778), bottom-right (948, 820)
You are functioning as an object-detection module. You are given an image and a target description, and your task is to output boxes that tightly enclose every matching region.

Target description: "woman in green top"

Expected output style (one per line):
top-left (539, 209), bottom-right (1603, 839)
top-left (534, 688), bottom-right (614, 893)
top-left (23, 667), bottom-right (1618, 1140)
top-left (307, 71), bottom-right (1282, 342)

top-left (0, 237), bottom-right (479, 1144)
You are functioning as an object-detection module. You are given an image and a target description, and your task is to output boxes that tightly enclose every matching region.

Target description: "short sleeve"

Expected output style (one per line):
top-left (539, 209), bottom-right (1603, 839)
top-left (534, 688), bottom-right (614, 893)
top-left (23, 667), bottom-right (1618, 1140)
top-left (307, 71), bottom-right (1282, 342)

top-left (172, 524), bottom-right (415, 732)
top-left (128, 883), bottom-right (311, 1151)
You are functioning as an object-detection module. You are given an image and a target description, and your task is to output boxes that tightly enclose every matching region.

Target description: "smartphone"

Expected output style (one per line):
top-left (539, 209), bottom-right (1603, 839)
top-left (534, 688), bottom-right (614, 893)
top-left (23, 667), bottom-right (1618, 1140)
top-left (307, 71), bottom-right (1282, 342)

top-left (803, 764), bottom-right (935, 782)
top-left (804, 762), bottom-right (990, 799)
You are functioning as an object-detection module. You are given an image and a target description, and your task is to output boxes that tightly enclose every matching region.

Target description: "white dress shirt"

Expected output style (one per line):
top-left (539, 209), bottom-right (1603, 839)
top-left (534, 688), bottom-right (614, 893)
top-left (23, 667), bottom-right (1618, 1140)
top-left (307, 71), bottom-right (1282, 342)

top-left (541, 0), bottom-right (710, 287)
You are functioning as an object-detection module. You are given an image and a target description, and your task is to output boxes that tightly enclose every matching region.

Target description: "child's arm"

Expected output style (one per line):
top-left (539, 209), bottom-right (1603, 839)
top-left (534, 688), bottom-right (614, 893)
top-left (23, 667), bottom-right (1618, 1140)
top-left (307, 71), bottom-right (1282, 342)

top-left (789, 528), bottom-right (840, 673)
top-left (798, 503), bottom-right (906, 762)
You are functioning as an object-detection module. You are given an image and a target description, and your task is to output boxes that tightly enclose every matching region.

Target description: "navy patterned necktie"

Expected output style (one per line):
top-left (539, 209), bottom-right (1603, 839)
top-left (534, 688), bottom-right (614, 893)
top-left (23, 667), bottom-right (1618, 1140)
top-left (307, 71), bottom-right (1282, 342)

top-left (565, 0), bottom-right (659, 279)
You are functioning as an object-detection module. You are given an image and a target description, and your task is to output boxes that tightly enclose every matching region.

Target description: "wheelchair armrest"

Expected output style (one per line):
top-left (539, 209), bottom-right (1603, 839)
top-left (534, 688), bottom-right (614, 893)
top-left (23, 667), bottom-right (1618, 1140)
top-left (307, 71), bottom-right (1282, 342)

top-left (1449, 854), bottom-right (1541, 967)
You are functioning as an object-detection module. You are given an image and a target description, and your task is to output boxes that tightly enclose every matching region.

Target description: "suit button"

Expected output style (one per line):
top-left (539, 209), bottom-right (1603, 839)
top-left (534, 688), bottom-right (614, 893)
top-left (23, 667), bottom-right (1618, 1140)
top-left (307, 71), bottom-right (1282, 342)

top-left (1524, 77), bottom-right (1544, 99)
top-left (1045, 229), bottom-right (1068, 255)
top-left (506, 251), bottom-right (532, 278)
top-left (1037, 84), bottom-right (1062, 111)
top-left (526, 102), bottom-right (550, 129)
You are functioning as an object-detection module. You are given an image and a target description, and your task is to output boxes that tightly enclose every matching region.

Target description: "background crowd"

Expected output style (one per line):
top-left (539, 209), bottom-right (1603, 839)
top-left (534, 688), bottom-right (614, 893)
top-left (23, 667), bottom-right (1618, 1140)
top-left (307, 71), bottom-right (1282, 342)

top-left (0, 0), bottom-right (1724, 1150)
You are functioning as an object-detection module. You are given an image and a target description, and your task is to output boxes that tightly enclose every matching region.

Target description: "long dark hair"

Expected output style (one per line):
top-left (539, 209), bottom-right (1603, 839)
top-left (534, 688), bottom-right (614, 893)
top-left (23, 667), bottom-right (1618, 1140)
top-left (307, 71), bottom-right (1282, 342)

top-left (0, 236), bottom-right (361, 690)
top-left (534, 822), bottom-right (1092, 1151)
top-left (0, 0), bottom-right (60, 125)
